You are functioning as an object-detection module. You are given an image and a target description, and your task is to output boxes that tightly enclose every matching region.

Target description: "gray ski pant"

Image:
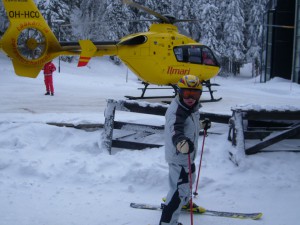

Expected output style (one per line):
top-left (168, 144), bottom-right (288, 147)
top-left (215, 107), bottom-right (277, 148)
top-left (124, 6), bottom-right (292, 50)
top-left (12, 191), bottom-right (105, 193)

top-left (160, 162), bottom-right (195, 225)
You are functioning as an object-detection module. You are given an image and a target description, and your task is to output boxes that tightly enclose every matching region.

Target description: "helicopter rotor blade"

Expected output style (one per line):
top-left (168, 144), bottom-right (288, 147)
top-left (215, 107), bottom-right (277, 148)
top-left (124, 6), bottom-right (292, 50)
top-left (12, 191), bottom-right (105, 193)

top-left (175, 19), bottom-right (199, 23)
top-left (128, 19), bottom-right (160, 23)
top-left (123, 0), bottom-right (170, 23)
top-left (184, 18), bottom-right (294, 29)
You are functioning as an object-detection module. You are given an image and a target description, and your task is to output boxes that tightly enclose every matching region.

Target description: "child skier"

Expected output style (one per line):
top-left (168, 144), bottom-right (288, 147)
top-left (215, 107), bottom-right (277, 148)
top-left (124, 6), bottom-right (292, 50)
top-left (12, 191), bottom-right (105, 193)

top-left (159, 75), bottom-right (211, 225)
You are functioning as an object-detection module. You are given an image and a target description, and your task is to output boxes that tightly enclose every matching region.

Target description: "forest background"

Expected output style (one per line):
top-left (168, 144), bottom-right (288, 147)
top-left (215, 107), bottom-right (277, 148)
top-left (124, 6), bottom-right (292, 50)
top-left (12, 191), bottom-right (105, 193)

top-left (0, 0), bottom-right (268, 76)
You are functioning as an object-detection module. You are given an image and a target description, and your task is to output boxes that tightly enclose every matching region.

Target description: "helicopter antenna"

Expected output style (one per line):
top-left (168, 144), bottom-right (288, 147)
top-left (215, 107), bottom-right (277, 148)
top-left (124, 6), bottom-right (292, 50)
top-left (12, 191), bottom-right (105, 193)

top-left (123, 0), bottom-right (171, 23)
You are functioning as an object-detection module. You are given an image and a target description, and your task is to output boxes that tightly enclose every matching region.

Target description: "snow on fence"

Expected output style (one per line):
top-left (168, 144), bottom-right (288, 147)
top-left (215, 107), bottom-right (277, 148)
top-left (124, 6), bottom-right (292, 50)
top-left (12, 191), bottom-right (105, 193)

top-left (102, 99), bottom-right (168, 154)
top-left (102, 99), bottom-right (230, 154)
top-left (228, 105), bottom-right (300, 165)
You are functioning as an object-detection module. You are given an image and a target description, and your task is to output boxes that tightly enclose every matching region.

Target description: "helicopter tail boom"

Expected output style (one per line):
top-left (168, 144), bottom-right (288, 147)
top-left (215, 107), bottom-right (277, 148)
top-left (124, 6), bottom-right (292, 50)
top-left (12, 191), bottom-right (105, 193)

top-left (77, 40), bottom-right (119, 67)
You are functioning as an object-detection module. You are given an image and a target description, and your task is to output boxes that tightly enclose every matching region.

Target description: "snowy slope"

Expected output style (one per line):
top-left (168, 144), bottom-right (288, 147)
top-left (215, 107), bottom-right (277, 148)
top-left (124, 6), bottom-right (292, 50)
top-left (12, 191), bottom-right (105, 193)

top-left (0, 52), bottom-right (300, 225)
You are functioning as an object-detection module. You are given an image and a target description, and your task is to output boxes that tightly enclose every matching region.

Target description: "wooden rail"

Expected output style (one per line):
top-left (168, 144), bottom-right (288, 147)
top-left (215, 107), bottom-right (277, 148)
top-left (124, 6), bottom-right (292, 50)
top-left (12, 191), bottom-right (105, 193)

top-left (102, 99), bottom-right (230, 154)
top-left (228, 106), bottom-right (300, 165)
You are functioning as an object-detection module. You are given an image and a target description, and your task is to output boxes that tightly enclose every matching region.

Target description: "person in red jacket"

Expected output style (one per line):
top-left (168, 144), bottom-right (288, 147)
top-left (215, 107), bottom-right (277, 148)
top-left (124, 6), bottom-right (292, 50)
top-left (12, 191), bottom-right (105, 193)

top-left (43, 61), bottom-right (56, 96)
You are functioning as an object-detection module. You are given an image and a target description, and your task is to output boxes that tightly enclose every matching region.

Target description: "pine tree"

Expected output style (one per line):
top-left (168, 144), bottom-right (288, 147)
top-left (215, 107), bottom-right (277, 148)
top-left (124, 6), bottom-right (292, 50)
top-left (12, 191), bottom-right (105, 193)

top-left (36, 0), bottom-right (71, 41)
top-left (198, 0), bottom-right (222, 55)
top-left (64, 0), bottom-right (81, 10)
top-left (245, 0), bottom-right (267, 77)
top-left (172, 0), bottom-right (197, 40)
top-left (219, 0), bottom-right (246, 75)
top-left (75, 0), bottom-right (107, 40)
top-left (36, 0), bottom-right (47, 15)
top-left (102, 0), bottom-right (133, 41)
top-left (50, 0), bottom-right (71, 41)
top-left (0, 1), bottom-right (8, 36)
top-left (147, 0), bottom-right (172, 16)
top-left (184, 0), bottom-right (201, 41)
top-left (130, 0), bottom-right (159, 33)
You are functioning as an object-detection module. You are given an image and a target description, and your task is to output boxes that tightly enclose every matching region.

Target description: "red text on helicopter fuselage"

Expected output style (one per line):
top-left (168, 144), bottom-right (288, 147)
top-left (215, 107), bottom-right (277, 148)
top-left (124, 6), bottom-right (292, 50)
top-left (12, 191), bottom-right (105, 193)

top-left (167, 66), bottom-right (190, 75)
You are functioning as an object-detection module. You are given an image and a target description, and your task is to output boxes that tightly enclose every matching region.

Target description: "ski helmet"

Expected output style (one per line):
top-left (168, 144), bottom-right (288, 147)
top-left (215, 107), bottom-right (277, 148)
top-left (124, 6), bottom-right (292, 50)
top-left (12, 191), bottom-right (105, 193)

top-left (177, 75), bottom-right (202, 90)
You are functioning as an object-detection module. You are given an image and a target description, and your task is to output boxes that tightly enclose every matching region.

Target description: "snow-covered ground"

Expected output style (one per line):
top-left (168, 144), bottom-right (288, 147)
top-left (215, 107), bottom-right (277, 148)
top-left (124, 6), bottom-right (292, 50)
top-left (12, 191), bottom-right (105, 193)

top-left (0, 52), bottom-right (300, 225)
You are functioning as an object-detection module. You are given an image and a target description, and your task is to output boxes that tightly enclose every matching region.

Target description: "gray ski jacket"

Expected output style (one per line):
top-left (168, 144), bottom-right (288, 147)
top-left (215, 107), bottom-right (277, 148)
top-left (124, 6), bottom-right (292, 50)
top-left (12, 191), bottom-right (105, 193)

top-left (164, 96), bottom-right (201, 166)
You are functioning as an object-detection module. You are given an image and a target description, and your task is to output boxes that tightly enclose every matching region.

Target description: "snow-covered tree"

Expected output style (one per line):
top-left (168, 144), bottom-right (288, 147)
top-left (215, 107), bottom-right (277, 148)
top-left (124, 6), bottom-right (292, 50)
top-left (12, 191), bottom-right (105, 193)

top-left (37, 0), bottom-right (71, 41)
top-left (50, 0), bottom-right (72, 41)
top-left (219, 0), bottom-right (246, 75)
top-left (145, 0), bottom-right (172, 15)
top-left (198, 0), bottom-right (223, 55)
top-left (171, 0), bottom-right (199, 40)
top-left (244, 0), bottom-right (267, 77)
top-left (64, 0), bottom-right (81, 10)
top-left (102, 0), bottom-right (134, 41)
top-left (73, 0), bottom-right (107, 40)
top-left (0, 1), bottom-right (8, 37)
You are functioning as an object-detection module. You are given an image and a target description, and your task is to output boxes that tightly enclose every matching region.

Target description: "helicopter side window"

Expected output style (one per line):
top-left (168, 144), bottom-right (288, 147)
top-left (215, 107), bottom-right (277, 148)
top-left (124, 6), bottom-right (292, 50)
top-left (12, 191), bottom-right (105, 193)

top-left (202, 47), bottom-right (217, 66)
top-left (188, 48), bottom-right (201, 64)
top-left (174, 47), bottom-right (184, 62)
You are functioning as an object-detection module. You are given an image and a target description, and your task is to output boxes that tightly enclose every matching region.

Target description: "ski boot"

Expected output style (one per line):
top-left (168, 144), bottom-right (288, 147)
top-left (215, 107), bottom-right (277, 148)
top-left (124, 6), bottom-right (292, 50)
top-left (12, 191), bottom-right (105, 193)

top-left (182, 201), bottom-right (206, 213)
top-left (162, 197), bottom-right (206, 213)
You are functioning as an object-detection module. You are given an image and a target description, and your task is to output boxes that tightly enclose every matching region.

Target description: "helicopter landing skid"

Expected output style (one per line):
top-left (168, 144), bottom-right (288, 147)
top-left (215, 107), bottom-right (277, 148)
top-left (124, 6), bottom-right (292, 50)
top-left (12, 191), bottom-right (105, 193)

top-left (125, 81), bottom-right (222, 103)
top-left (125, 95), bottom-right (222, 102)
top-left (200, 97), bottom-right (222, 103)
top-left (125, 83), bottom-right (177, 100)
top-left (124, 95), bottom-right (176, 100)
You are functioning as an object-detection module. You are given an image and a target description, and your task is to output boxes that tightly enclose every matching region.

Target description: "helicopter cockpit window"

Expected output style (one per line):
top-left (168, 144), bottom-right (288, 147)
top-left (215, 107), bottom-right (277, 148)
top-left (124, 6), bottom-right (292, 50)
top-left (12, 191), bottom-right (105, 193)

top-left (202, 47), bottom-right (217, 66)
top-left (188, 48), bottom-right (201, 64)
top-left (173, 46), bottom-right (202, 64)
top-left (173, 45), bottom-right (218, 66)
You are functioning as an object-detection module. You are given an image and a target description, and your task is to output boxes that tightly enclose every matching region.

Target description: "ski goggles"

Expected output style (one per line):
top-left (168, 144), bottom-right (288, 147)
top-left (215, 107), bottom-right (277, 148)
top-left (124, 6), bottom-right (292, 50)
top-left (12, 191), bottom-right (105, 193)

top-left (180, 89), bottom-right (202, 100)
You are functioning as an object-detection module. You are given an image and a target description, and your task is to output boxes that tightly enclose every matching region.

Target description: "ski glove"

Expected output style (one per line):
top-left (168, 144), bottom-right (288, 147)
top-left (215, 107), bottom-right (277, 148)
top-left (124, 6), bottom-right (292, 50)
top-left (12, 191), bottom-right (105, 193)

top-left (176, 139), bottom-right (194, 154)
top-left (200, 118), bottom-right (211, 131)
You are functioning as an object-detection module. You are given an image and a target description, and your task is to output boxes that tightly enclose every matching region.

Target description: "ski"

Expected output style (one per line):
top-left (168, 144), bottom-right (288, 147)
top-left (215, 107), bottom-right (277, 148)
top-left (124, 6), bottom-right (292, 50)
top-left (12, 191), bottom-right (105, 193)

top-left (130, 202), bottom-right (263, 220)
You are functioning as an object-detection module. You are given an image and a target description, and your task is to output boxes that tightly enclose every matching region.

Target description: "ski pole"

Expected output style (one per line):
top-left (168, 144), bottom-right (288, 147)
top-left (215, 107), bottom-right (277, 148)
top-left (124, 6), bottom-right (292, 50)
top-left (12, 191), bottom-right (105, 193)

top-left (193, 129), bottom-right (207, 197)
top-left (188, 152), bottom-right (194, 225)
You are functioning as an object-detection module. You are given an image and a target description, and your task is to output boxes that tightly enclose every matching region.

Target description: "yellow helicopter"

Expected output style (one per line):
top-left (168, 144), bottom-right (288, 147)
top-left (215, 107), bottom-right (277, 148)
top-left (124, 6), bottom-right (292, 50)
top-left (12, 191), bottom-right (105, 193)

top-left (0, 0), bottom-right (221, 99)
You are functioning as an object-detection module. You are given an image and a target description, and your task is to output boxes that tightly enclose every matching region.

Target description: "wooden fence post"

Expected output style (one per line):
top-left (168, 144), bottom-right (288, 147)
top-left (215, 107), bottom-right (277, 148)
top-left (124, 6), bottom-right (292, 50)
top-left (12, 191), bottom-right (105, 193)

top-left (229, 110), bottom-right (246, 166)
top-left (102, 99), bottom-right (117, 154)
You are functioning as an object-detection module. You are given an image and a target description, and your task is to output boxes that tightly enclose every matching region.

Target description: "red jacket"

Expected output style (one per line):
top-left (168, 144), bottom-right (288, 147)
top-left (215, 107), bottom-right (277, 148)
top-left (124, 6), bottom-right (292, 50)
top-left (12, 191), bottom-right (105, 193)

top-left (43, 62), bottom-right (56, 75)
